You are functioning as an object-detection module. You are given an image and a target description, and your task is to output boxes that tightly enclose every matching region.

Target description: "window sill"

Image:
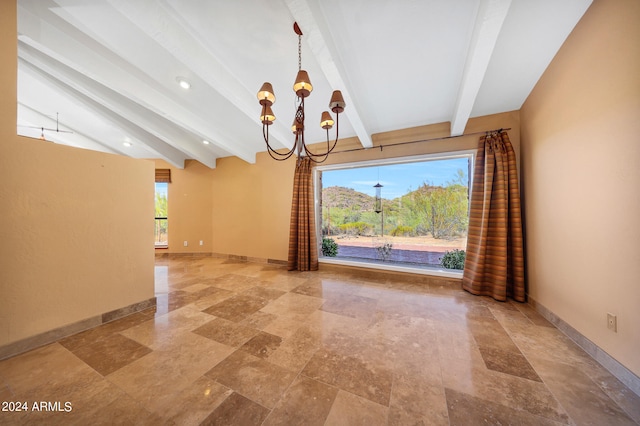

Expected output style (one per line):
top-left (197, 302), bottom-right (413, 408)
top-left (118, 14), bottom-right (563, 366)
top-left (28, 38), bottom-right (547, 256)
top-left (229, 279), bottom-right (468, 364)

top-left (155, 245), bottom-right (168, 249)
top-left (319, 257), bottom-right (463, 278)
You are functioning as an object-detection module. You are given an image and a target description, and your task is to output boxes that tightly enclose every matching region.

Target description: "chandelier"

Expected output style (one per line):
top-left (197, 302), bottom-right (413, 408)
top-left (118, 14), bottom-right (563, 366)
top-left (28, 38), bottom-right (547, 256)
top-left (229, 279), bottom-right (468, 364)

top-left (257, 22), bottom-right (345, 163)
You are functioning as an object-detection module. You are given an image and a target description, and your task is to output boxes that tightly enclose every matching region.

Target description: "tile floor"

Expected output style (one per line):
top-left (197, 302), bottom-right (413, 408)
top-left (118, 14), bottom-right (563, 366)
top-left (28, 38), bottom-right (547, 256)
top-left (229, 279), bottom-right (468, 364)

top-left (1, 256), bottom-right (639, 425)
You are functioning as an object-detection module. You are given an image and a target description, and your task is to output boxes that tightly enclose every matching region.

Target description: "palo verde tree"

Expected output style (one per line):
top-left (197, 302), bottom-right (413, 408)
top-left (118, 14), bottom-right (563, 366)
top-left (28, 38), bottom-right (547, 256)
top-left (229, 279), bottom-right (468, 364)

top-left (410, 169), bottom-right (469, 239)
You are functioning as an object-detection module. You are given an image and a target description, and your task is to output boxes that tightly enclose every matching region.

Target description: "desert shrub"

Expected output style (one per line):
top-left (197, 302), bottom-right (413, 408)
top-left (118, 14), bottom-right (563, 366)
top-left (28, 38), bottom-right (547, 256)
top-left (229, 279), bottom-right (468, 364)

top-left (391, 225), bottom-right (415, 237)
top-left (376, 242), bottom-right (393, 261)
top-left (337, 221), bottom-right (371, 236)
top-left (321, 238), bottom-right (339, 257)
top-left (440, 249), bottom-right (465, 270)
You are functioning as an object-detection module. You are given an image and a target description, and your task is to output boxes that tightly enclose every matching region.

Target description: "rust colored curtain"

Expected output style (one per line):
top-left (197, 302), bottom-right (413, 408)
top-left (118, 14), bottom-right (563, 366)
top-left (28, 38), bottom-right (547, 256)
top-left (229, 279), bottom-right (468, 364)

top-left (462, 131), bottom-right (525, 302)
top-left (287, 157), bottom-right (319, 271)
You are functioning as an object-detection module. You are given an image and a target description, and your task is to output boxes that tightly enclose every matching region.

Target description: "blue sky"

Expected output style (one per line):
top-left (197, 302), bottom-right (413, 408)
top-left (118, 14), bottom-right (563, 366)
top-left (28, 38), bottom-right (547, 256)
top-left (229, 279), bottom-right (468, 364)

top-left (155, 182), bottom-right (168, 197)
top-left (322, 158), bottom-right (469, 199)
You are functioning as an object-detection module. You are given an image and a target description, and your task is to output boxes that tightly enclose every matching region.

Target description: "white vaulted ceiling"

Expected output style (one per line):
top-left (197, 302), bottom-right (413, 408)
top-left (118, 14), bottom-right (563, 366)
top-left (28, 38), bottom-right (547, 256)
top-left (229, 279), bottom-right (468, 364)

top-left (16, 0), bottom-right (592, 168)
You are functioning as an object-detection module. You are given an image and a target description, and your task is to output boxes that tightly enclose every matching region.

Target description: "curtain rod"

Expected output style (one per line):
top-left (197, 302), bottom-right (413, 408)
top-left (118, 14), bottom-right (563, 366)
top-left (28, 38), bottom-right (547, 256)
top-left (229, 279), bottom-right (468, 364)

top-left (330, 127), bottom-right (511, 155)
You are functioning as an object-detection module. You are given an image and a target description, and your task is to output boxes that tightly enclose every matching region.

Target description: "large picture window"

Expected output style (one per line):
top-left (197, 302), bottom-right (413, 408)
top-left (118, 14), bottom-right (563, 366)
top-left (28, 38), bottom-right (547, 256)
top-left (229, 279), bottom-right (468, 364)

top-left (316, 152), bottom-right (473, 275)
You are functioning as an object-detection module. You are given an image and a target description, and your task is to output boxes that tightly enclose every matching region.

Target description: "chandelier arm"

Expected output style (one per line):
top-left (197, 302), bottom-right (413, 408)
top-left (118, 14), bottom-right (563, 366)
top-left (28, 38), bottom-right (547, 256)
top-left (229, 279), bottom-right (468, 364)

top-left (299, 125), bottom-right (315, 158)
top-left (266, 140), bottom-right (297, 161)
top-left (303, 149), bottom-right (329, 163)
top-left (266, 144), bottom-right (296, 159)
top-left (304, 111), bottom-right (341, 161)
top-left (302, 132), bottom-right (329, 159)
top-left (302, 139), bottom-right (330, 163)
top-left (301, 125), bottom-right (327, 159)
top-left (262, 119), bottom-right (269, 143)
top-left (262, 123), bottom-right (297, 160)
top-left (303, 146), bottom-right (329, 160)
top-left (261, 104), bottom-right (279, 151)
top-left (267, 147), bottom-right (296, 161)
top-left (326, 128), bottom-right (331, 154)
top-left (327, 111), bottom-right (340, 154)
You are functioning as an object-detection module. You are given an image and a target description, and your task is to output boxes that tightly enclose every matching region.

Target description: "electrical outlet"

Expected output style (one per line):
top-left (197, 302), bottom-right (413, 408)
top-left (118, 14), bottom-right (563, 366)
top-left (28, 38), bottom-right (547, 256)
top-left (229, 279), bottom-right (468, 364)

top-left (607, 313), bottom-right (617, 332)
top-left (199, 240), bottom-right (203, 246)
top-left (183, 241), bottom-right (188, 247)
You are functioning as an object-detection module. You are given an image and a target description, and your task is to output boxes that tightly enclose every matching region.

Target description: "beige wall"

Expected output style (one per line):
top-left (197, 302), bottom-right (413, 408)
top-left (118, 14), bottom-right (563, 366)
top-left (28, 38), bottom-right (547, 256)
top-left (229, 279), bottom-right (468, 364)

top-left (0, 1), bottom-right (154, 348)
top-left (154, 159), bottom-right (214, 254)
top-left (211, 154), bottom-right (296, 261)
top-left (154, 155), bottom-right (295, 260)
top-left (521, 0), bottom-right (640, 376)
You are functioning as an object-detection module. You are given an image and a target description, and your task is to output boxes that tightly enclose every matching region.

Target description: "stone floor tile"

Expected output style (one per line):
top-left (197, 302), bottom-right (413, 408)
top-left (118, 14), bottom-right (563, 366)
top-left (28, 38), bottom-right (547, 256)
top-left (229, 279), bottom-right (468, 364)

top-left (320, 293), bottom-right (378, 320)
top-left (239, 331), bottom-right (283, 359)
top-left (586, 363), bottom-right (640, 424)
top-left (241, 286), bottom-right (286, 301)
top-left (238, 311), bottom-right (278, 330)
top-left (260, 292), bottom-right (326, 316)
top-left (261, 311), bottom-right (312, 339)
top-left (262, 324), bottom-right (323, 372)
top-left (389, 378), bottom-right (449, 426)
top-left (529, 355), bottom-right (637, 426)
top-left (478, 345), bottom-right (542, 382)
top-left (302, 347), bottom-right (393, 406)
top-left (325, 389), bottom-right (388, 426)
top-left (199, 392), bottom-right (270, 426)
top-left (154, 376), bottom-right (233, 425)
top-left (0, 343), bottom-right (102, 396)
top-left (263, 376), bottom-right (338, 425)
top-left (68, 333), bottom-right (152, 376)
top-left (121, 304), bottom-right (215, 350)
top-left (203, 294), bottom-right (271, 322)
top-left (445, 387), bottom-right (567, 426)
top-left (193, 317), bottom-right (259, 348)
top-left (208, 274), bottom-right (261, 292)
top-left (441, 355), bottom-right (571, 424)
top-left (204, 350), bottom-right (297, 409)
top-left (191, 286), bottom-right (236, 310)
top-left (107, 333), bottom-right (234, 412)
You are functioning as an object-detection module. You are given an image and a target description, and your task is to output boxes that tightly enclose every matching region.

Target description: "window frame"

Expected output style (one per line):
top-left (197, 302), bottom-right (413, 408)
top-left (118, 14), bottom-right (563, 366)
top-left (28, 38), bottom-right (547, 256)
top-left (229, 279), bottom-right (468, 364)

top-left (313, 149), bottom-right (475, 278)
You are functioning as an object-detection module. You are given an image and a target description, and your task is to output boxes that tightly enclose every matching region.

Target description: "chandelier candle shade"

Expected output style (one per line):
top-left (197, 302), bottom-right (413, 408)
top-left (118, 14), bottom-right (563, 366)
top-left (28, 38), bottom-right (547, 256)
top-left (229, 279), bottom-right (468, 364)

top-left (257, 22), bottom-right (346, 163)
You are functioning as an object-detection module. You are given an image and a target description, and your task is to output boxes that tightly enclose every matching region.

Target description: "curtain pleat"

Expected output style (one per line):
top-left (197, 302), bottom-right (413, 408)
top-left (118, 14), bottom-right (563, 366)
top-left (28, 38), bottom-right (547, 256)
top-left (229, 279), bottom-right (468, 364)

top-left (462, 131), bottom-right (525, 302)
top-left (287, 157), bottom-right (319, 271)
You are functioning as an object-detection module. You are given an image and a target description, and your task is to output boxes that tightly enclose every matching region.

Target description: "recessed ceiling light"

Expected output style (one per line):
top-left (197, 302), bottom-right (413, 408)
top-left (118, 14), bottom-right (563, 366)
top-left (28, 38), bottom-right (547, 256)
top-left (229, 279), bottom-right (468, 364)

top-left (123, 141), bottom-right (133, 147)
top-left (176, 77), bottom-right (191, 89)
top-left (202, 140), bottom-right (210, 145)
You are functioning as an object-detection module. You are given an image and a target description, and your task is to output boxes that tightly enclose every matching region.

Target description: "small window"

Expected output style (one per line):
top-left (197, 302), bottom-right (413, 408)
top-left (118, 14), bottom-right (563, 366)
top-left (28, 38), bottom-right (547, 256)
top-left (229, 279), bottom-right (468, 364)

top-left (155, 182), bottom-right (168, 248)
top-left (316, 152), bottom-right (472, 274)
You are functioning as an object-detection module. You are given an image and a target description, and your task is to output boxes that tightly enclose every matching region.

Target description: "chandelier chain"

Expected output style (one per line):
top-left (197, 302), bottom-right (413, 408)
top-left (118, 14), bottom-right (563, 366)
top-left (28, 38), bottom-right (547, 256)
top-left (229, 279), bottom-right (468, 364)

top-left (298, 34), bottom-right (302, 71)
